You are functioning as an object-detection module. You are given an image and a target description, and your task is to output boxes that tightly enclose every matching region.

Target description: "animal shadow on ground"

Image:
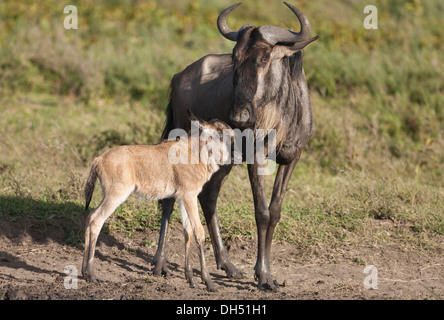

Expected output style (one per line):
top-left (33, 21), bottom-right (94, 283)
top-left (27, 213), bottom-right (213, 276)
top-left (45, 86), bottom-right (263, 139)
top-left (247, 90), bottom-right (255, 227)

top-left (0, 196), bottom-right (255, 292)
top-left (0, 195), bottom-right (168, 280)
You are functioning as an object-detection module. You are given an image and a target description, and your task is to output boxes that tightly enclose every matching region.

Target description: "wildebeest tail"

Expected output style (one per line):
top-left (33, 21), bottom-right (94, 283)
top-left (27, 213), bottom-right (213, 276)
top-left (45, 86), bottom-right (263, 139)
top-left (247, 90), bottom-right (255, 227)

top-left (160, 78), bottom-right (176, 140)
top-left (159, 78), bottom-right (176, 212)
top-left (84, 160), bottom-right (99, 211)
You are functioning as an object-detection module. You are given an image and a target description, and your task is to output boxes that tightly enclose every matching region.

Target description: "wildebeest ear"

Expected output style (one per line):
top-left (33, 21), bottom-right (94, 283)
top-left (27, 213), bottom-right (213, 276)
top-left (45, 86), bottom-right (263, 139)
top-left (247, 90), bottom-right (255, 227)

top-left (271, 35), bottom-right (319, 59)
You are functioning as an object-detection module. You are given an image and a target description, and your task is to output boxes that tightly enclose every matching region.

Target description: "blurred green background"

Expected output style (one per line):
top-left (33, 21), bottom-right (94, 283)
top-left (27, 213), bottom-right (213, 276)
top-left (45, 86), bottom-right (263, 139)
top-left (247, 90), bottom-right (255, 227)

top-left (0, 0), bottom-right (443, 251)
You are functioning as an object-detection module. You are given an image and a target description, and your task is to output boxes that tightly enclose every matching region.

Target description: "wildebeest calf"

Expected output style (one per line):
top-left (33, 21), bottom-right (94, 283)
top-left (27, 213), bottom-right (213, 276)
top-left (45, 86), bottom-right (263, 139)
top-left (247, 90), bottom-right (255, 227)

top-left (82, 110), bottom-right (233, 291)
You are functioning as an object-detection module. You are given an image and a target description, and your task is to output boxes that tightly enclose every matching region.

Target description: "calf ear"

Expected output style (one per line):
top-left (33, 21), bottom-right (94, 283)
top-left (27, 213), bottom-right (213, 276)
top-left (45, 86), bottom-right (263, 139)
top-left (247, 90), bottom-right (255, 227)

top-left (187, 108), bottom-right (206, 124)
top-left (187, 108), bottom-right (208, 132)
top-left (187, 108), bottom-right (197, 121)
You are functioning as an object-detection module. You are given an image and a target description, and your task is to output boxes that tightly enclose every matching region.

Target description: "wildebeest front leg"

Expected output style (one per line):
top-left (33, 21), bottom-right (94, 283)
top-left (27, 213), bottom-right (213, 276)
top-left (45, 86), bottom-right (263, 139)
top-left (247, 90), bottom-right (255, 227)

top-left (265, 150), bottom-right (301, 282)
top-left (247, 162), bottom-right (276, 290)
top-left (265, 150), bottom-right (301, 273)
top-left (199, 165), bottom-right (243, 279)
top-left (247, 150), bottom-right (301, 290)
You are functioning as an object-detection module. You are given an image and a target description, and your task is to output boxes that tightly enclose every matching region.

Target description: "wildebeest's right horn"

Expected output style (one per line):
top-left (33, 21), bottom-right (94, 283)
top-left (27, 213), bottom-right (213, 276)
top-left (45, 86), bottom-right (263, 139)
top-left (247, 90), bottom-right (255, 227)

top-left (217, 2), bottom-right (243, 41)
top-left (258, 2), bottom-right (312, 45)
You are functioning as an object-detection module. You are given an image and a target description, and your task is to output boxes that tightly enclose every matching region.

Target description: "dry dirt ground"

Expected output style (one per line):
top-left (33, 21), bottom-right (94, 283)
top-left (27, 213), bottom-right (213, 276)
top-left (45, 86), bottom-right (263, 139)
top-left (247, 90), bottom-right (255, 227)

top-left (1, 218), bottom-right (443, 300)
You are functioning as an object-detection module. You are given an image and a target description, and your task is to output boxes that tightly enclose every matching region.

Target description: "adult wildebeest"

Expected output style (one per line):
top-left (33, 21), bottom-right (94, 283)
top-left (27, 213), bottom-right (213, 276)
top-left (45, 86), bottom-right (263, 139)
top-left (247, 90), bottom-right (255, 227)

top-left (153, 2), bottom-right (318, 291)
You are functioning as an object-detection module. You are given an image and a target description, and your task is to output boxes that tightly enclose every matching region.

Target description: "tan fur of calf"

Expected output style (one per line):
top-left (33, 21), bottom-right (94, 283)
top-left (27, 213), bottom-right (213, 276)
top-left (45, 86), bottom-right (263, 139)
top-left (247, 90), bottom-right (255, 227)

top-left (82, 111), bottom-right (233, 292)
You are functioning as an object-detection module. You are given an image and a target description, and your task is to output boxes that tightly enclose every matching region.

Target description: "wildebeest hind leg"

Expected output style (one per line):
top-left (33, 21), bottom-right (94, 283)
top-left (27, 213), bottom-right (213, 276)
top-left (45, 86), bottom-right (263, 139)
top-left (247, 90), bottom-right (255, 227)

top-left (152, 198), bottom-right (175, 276)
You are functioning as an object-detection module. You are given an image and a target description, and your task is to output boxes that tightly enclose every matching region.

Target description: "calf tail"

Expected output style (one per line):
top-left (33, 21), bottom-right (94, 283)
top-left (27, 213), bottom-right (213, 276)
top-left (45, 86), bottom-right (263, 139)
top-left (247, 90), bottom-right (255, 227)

top-left (84, 160), bottom-right (99, 211)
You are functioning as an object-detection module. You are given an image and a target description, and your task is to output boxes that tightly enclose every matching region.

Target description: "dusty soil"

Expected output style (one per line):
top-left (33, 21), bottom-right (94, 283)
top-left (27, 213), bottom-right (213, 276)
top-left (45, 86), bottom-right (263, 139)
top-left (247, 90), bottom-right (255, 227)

top-left (1, 217), bottom-right (443, 300)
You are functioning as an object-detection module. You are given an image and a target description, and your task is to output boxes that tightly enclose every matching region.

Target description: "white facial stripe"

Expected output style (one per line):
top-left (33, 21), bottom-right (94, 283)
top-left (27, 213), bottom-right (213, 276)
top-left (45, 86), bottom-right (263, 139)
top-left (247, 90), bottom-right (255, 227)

top-left (254, 61), bottom-right (282, 105)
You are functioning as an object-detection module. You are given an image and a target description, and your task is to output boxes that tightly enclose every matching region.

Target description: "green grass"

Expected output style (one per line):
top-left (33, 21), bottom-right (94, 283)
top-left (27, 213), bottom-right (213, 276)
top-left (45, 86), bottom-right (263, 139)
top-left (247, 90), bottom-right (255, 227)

top-left (0, 0), bottom-right (443, 254)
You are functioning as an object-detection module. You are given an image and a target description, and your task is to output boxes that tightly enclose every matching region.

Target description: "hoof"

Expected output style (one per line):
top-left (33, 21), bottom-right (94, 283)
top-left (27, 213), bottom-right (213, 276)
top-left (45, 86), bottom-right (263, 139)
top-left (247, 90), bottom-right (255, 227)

top-left (82, 268), bottom-right (98, 283)
top-left (83, 273), bottom-right (98, 284)
top-left (255, 272), bottom-right (278, 291)
top-left (220, 261), bottom-right (244, 279)
top-left (187, 278), bottom-right (197, 288)
top-left (206, 282), bottom-right (218, 292)
top-left (185, 270), bottom-right (197, 288)
top-left (258, 280), bottom-right (278, 291)
top-left (152, 259), bottom-right (170, 277)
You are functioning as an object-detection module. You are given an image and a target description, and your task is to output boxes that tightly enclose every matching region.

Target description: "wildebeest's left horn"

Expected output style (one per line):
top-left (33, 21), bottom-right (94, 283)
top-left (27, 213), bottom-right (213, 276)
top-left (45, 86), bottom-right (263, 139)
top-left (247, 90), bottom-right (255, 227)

top-left (258, 2), bottom-right (312, 45)
top-left (217, 2), bottom-right (243, 41)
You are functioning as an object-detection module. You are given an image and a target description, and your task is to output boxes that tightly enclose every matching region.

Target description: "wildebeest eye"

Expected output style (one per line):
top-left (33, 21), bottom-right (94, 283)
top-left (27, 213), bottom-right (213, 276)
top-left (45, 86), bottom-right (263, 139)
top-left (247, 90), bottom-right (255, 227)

top-left (256, 51), bottom-right (270, 66)
top-left (260, 55), bottom-right (269, 64)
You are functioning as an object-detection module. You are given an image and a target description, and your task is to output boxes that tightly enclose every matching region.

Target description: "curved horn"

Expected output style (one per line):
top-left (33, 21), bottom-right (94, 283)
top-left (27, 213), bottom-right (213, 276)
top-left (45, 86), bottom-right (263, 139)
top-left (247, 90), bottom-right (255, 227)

top-left (217, 2), bottom-right (242, 41)
top-left (258, 2), bottom-right (312, 45)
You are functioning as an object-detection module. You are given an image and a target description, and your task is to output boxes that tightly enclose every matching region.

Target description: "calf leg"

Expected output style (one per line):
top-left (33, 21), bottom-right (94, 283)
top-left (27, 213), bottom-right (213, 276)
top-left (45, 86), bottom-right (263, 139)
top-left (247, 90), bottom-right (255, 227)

top-left (198, 165), bottom-right (243, 279)
top-left (181, 196), bottom-right (217, 292)
top-left (152, 198), bottom-right (175, 276)
top-left (82, 188), bottom-right (132, 282)
top-left (180, 205), bottom-right (196, 287)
